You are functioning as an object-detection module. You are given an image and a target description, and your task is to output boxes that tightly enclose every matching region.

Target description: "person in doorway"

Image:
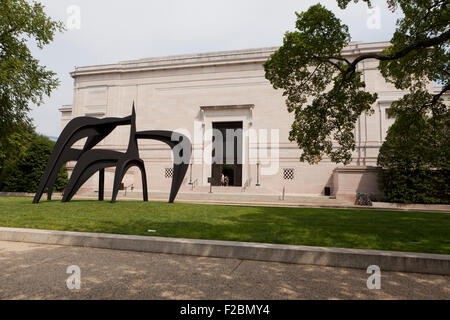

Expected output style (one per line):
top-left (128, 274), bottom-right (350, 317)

top-left (224, 175), bottom-right (229, 187)
top-left (221, 173), bottom-right (225, 186)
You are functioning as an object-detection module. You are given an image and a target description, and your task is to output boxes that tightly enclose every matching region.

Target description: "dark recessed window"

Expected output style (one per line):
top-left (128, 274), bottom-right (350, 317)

top-left (385, 108), bottom-right (395, 119)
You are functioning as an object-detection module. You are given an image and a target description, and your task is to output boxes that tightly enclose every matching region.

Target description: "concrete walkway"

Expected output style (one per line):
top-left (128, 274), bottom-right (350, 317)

top-left (0, 241), bottom-right (448, 300)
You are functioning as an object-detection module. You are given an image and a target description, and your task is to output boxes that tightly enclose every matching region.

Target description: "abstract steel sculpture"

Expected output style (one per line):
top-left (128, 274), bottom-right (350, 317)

top-left (33, 104), bottom-right (191, 204)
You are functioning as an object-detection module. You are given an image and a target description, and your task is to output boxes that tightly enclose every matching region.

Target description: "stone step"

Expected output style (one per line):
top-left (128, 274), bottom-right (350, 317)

top-left (79, 189), bottom-right (349, 205)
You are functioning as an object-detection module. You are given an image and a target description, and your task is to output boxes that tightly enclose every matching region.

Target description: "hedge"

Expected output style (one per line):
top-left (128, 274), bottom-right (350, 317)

top-left (0, 134), bottom-right (67, 193)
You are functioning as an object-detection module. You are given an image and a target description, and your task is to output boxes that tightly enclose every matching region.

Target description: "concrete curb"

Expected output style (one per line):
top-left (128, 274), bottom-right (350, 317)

top-left (0, 227), bottom-right (449, 275)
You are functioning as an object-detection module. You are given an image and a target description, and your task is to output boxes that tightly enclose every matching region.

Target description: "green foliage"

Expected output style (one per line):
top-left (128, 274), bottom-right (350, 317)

top-left (0, 134), bottom-right (68, 193)
top-left (336, 0), bottom-right (373, 9)
top-left (264, 4), bottom-right (377, 164)
top-left (378, 114), bottom-right (450, 204)
top-left (0, 121), bottom-right (35, 175)
top-left (264, 0), bottom-right (449, 164)
top-left (0, 0), bottom-right (64, 145)
top-left (378, 0), bottom-right (450, 124)
top-left (379, 169), bottom-right (449, 204)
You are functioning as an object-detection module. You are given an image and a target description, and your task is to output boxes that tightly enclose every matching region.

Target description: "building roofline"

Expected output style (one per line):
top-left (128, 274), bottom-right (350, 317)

top-left (59, 105), bottom-right (72, 112)
top-left (71, 41), bottom-right (391, 78)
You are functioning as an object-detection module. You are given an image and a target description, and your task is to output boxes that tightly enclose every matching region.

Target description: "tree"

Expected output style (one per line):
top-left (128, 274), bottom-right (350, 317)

top-left (0, 133), bottom-right (68, 193)
top-left (0, 0), bottom-right (64, 146)
top-left (377, 113), bottom-right (449, 203)
top-left (264, 0), bottom-right (449, 164)
top-left (0, 120), bottom-right (34, 177)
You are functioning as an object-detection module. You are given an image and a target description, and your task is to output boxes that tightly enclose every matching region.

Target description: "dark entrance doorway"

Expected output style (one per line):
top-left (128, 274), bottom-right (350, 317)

top-left (211, 121), bottom-right (243, 186)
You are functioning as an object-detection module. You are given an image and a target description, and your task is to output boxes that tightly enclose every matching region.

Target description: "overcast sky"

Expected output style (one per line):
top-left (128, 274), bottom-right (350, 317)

top-left (29, 0), bottom-right (402, 137)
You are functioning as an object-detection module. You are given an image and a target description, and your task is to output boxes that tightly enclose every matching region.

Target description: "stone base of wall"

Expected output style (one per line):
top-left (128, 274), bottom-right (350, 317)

top-left (332, 166), bottom-right (383, 202)
top-left (70, 165), bottom-right (385, 203)
top-left (0, 192), bottom-right (36, 197)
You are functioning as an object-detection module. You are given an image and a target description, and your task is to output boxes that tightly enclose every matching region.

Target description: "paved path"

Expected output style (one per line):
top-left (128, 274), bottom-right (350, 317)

top-left (0, 241), bottom-right (448, 300)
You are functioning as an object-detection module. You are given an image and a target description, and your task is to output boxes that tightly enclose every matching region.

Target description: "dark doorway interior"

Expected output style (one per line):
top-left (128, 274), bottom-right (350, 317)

top-left (221, 164), bottom-right (235, 186)
top-left (211, 121), bottom-right (243, 186)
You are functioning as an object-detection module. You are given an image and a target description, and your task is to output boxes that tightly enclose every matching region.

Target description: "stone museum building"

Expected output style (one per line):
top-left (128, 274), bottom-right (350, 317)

top-left (59, 41), bottom-right (438, 201)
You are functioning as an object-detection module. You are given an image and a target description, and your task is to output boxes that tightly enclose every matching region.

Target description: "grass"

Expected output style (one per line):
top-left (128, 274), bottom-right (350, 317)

top-left (0, 197), bottom-right (449, 254)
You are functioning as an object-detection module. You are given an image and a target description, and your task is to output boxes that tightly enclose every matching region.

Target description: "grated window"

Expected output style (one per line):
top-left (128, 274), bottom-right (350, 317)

top-left (283, 168), bottom-right (294, 180)
top-left (165, 168), bottom-right (173, 178)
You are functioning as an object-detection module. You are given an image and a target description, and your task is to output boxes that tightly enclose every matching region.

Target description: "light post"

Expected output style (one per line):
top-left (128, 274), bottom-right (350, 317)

top-left (208, 177), bottom-right (213, 193)
top-left (256, 162), bottom-right (260, 186)
top-left (188, 162), bottom-right (193, 185)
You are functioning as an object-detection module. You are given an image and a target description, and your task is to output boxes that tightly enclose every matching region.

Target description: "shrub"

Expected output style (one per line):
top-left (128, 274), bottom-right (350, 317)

top-left (0, 134), bottom-right (68, 193)
top-left (379, 168), bottom-right (449, 204)
top-left (377, 113), bottom-right (450, 204)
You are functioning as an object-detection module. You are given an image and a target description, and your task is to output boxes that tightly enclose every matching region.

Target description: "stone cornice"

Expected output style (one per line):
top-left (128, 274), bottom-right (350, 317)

top-left (200, 104), bottom-right (255, 111)
top-left (59, 105), bottom-right (73, 112)
top-left (71, 41), bottom-right (391, 78)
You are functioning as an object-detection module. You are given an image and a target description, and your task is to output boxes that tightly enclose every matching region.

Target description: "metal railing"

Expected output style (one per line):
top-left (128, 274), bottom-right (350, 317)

top-left (191, 179), bottom-right (198, 191)
top-left (123, 184), bottom-right (134, 196)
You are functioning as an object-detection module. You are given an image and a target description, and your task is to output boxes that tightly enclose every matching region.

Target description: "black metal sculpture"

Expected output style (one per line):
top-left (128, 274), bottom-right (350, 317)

top-left (136, 130), bottom-right (190, 203)
top-left (33, 104), bottom-right (191, 204)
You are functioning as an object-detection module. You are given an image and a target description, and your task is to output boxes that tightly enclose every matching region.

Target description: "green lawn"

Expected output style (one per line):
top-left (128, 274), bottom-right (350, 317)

top-left (0, 197), bottom-right (449, 254)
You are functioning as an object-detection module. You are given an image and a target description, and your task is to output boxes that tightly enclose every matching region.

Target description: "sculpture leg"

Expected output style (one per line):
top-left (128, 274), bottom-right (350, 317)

top-left (63, 162), bottom-right (115, 202)
top-left (111, 159), bottom-right (148, 203)
top-left (33, 155), bottom-right (62, 204)
top-left (62, 149), bottom-right (122, 202)
top-left (34, 149), bottom-right (82, 204)
top-left (46, 163), bottom-right (64, 201)
top-left (47, 163), bottom-right (65, 200)
top-left (111, 161), bottom-right (124, 204)
top-left (137, 161), bottom-right (148, 202)
top-left (169, 163), bottom-right (189, 203)
top-left (135, 131), bottom-right (192, 203)
top-left (99, 168), bottom-right (105, 201)
top-left (47, 181), bottom-right (54, 201)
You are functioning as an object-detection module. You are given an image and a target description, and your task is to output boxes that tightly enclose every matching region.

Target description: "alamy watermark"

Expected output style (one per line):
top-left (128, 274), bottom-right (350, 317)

top-left (66, 5), bottom-right (81, 30)
top-left (66, 265), bottom-right (81, 290)
top-left (366, 265), bottom-right (381, 290)
top-left (171, 123), bottom-right (280, 176)
top-left (366, 6), bottom-right (381, 30)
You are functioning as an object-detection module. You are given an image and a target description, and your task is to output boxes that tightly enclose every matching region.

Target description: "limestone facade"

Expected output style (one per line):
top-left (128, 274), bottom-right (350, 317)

top-left (59, 41), bottom-right (439, 200)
